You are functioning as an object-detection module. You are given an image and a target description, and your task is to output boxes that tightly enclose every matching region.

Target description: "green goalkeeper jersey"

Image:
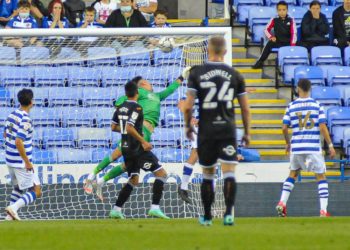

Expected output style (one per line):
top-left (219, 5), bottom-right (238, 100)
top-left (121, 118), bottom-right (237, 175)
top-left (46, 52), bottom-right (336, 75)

top-left (115, 81), bottom-right (180, 127)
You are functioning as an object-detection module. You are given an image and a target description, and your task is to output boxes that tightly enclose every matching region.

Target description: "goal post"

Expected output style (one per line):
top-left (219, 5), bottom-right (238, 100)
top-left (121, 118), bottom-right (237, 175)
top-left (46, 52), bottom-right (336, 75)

top-left (0, 27), bottom-right (232, 220)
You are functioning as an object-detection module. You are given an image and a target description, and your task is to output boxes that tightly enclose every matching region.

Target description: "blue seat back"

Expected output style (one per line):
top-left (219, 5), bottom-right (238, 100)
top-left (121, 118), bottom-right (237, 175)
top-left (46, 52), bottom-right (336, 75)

top-left (294, 66), bottom-right (325, 86)
top-left (21, 47), bottom-right (50, 65)
top-left (311, 46), bottom-right (342, 66)
top-left (49, 87), bottom-right (82, 107)
top-left (327, 66), bottom-right (350, 87)
top-left (311, 86), bottom-right (342, 106)
top-left (34, 67), bottom-right (68, 87)
top-left (87, 47), bottom-right (117, 66)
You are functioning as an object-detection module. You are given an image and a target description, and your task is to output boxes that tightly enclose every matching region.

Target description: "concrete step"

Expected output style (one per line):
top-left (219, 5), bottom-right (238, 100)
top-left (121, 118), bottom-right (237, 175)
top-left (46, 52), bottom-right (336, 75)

top-left (234, 98), bottom-right (287, 108)
top-left (236, 119), bottom-right (282, 128)
top-left (236, 67), bottom-right (262, 79)
top-left (245, 78), bottom-right (275, 87)
top-left (247, 88), bottom-right (278, 99)
top-left (232, 38), bottom-right (242, 46)
top-left (235, 108), bottom-right (285, 120)
top-left (232, 58), bottom-right (255, 66)
top-left (249, 128), bottom-right (290, 140)
top-left (232, 47), bottom-right (247, 58)
top-left (258, 149), bottom-right (289, 160)
top-left (249, 140), bottom-right (285, 149)
top-left (301, 171), bottom-right (341, 179)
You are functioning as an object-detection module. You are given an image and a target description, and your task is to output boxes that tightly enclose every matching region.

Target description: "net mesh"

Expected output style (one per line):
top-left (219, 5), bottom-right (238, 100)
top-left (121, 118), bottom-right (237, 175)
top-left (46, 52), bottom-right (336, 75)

top-left (0, 31), bottom-right (227, 220)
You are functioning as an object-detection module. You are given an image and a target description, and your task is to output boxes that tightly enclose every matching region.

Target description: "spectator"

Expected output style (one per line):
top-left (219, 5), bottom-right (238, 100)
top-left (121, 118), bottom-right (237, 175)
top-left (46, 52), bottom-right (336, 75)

top-left (150, 9), bottom-right (170, 27)
top-left (299, 1), bottom-right (329, 51)
top-left (252, 1), bottom-right (297, 69)
top-left (105, 0), bottom-right (148, 27)
top-left (0, 0), bottom-right (18, 27)
top-left (78, 6), bottom-right (103, 29)
top-left (42, 0), bottom-right (69, 28)
top-left (332, 0), bottom-right (350, 51)
top-left (5, 0), bottom-right (40, 48)
top-left (94, 0), bottom-right (117, 25)
top-left (134, 0), bottom-right (157, 22)
top-left (28, 0), bottom-right (48, 23)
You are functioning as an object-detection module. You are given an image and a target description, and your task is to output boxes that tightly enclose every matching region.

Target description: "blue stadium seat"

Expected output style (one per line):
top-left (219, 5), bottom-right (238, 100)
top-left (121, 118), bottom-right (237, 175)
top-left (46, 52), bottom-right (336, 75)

top-left (68, 67), bottom-right (101, 87)
top-left (311, 87), bottom-right (342, 107)
top-left (119, 47), bottom-right (150, 65)
top-left (266, 0), bottom-right (296, 5)
top-left (327, 66), bottom-right (350, 87)
top-left (164, 107), bottom-right (182, 127)
top-left (0, 108), bottom-right (13, 127)
top-left (343, 88), bottom-right (350, 106)
top-left (160, 148), bottom-right (183, 163)
top-left (32, 127), bottom-right (44, 149)
top-left (235, 0), bottom-right (264, 23)
top-left (343, 127), bottom-right (350, 156)
top-left (49, 87), bottom-right (82, 107)
top-left (0, 87), bottom-right (11, 107)
top-left (87, 47), bottom-right (117, 66)
top-left (83, 87), bottom-right (116, 107)
top-left (162, 87), bottom-right (185, 106)
top-left (321, 6), bottom-right (336, 25)
top-left (331, 0), bottom-right (343, 6)
top-left (61, 107), bottom-right (97, 127)
top-left (43, 128), bottom-right (75, 148)
top-left (137, 66), bottom-right (169, 84)
top-left (327, 107), bottom-right (350, 146)
top-left (0, 66), bottom-right (34, 87)
top-left (34, 67), bottom-right (68, 87)
top-left (344, 47), bottom-right (350, 66)
top-left (0, 47), bottom-right (16, 65)
top-left (111, 131), bottom-right (121, 149)
top-left (77, 128), bottom-right (109, 148)
top-left (151, 128), bottom-right (181, 147)
top-left (101, 66), bottom-right (130, 87)
top-left (56, 148), bottom-right (92, 163)
top-left (91, 148), bottom-right (113, 163)
top-left (248, 7), bottom-right (275, 43)
top-left (154, 48), bottom-right (182, 65)
top-left (299, 0), bottom-right (328, 6)
top-left (152, 148), bottom-right (163, 160)
top-left (166, 66), bottom-right (184, 82)
top-left (31, 107), bottom-right (61, 127)
top-left (311, 46), bottom-right (342, 66)
top-left (289, 7), bottom-right (308, 26)
top-left (55, 47), bottom-right (83, 66)
top-left (278, 46), bottom-right (309, 84)
top-left (20, 47), bottom-right (50, 65)
top-left (0, 149), bottom-right (5, 163)
top-left (10, 87), bottom-right (49, 107)
top-left (32, 150), bottom-right (58, 164)
top-left (294, 66), bottom-right (325, 86)
top-left (96, 107), bottom-right (115, 128)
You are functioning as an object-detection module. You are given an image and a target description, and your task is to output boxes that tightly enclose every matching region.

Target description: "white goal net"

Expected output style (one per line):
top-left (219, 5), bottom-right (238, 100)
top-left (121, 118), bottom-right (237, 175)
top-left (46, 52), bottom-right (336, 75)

top-left (0, 27), bottom-right (232, 220)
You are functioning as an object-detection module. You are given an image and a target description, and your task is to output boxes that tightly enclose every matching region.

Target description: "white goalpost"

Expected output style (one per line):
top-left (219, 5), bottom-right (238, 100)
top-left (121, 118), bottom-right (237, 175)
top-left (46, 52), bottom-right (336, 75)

top-left (0, 27), bottom-right (232, 220)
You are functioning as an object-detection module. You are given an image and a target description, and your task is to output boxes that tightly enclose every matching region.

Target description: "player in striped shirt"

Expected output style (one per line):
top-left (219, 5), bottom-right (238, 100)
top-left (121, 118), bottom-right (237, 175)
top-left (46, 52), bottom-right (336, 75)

top-left (4, 89), bottom-right (41, 221)
top-left (276, 79), bottom-right (336, 217)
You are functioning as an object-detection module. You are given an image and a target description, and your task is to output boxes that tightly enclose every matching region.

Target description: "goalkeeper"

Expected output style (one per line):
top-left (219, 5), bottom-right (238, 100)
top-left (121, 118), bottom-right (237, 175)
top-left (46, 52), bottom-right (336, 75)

top-left (84, 68), bottom-right (190, 200)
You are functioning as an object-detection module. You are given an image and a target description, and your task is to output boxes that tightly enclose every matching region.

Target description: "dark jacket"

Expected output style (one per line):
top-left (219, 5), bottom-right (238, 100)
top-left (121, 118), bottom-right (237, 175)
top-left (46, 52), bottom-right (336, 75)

top-left (265, 15), bottom-right (297, 45)
top-left (301, 11), bottom-right (329, 42)
top-left (332, 5), bottom-right (349, 47)
top-left (105, 9), bottom-right (148, 28)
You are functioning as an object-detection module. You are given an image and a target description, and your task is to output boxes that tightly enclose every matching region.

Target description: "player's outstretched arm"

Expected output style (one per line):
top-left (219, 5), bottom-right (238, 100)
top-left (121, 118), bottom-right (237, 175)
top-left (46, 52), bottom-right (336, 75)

top-left (319, 123), bottom-right (336, 158)
top-left (238, 94), bottom-right (251, 147)
top-left (126, 124), bottom-right (153, 151)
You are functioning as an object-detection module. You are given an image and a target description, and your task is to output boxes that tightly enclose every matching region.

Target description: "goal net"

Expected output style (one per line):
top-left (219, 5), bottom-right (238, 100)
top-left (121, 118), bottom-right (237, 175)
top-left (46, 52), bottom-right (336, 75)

top-left (0, 27), bottom-right (232, 220)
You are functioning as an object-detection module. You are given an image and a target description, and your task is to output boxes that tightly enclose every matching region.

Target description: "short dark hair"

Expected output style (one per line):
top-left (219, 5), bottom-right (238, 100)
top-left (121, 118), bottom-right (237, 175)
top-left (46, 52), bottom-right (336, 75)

top-left (309, 0), bottom-right (321, 8)
top-left (85, 6), bottom-right (96, 13)
top-left (18, 0), bottom-right (31, 8)
top-left (131, 76), bottom-right (143, 85)
top-left (154, 9), bottom-right (168, 18)
top-left (276, 1), bottom-right (288, 9)
top-left (17, 88), bottom-right (33, 106)
top-left (209, 36), bottom-right (226, 55)
top-left (297, 79), bottom-right (311, 92)
top-left (125, 81), bottom-right (138, 98)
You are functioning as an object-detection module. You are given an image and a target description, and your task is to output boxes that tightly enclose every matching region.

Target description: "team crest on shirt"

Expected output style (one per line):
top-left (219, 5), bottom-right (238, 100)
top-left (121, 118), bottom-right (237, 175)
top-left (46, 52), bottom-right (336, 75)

top-left (223, 145), bottom-right (236, 156)
top-left (131, 111), bottom-right (139, 120)
top-left (147, 93), bottom-right (159, 101)
top-left (22, 122), bottom-right (31, 131)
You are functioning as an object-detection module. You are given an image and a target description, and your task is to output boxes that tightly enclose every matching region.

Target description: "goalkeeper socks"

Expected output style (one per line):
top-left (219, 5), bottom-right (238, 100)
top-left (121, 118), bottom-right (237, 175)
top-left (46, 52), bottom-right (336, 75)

top-left (201, 174), bottom-right (215, 221)
top-left (152, 177), bottom-right (166, 206)
top-left (318, 180), bottom-right (329, 211)
top-left (116, 183), bottom-right (134, 208)
top-left (103, 164), bottom-right (124, 182)
top-left (181, 163), bottom-right (193, 191)
top-left (280, 177), bottom-right (295, 205)
top-left (93, 156), bottom-right (113, 176)
top-left (223, 172), bottom-right (237, 216)
top-left (10, 188), bottom-right (23, 205)
top-left (11, 191), bottom-right (36, 212)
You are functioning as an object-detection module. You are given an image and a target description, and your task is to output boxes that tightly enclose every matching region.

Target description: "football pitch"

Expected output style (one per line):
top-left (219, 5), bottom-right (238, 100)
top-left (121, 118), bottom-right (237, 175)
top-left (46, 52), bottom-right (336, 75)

top-left (1, 217), bottom-right (350, 250)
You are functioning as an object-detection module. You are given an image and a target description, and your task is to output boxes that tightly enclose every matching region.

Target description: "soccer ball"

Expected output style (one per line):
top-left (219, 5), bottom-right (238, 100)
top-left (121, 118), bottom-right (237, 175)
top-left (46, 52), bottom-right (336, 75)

top-left (158, 37), bottom-right (175, 53)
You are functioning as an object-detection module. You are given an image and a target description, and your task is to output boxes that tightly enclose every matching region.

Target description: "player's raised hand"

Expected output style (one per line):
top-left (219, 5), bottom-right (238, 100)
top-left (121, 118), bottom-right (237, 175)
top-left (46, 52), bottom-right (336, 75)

top-left (142, 141), bottom-right (153, 151)
top-left (185, 126), bottom-right (196, 141)
top-left (241, 134), bottom-right (250, 147)
top-left (181, 66), bottom-right (192, 80)
top-left (329, 146), bottom-right (336, 159)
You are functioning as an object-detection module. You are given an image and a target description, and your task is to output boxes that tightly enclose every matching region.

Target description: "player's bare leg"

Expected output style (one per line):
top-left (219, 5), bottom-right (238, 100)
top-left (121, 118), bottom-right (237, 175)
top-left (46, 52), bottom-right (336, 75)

top-left (178, 148), bottom-right (198, 204)
top-left (315, 173), bottom-right (330, 217)
top-left (148, 168), bottom-right (170, 219)
top-left (276, 170), bottom-right (298, 217)
top-left (221, 163), bottom-right (238, 226)
top-left (198, 166), bottom-right (215, 226)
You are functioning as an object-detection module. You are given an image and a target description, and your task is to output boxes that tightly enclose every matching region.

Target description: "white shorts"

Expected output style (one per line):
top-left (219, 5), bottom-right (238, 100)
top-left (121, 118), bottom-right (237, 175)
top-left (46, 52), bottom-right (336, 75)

top-left (290, 154), bottom-right (326, 174)
top-left (7, 166), bottom-right (40, 190)
top-left (191, 126), bottom-right (198, 149)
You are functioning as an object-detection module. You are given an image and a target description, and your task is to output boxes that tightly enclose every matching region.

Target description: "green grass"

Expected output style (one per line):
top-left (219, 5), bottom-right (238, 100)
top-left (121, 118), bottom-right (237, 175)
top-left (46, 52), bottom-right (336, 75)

top-left (1, 217), bottom-right (350, 250)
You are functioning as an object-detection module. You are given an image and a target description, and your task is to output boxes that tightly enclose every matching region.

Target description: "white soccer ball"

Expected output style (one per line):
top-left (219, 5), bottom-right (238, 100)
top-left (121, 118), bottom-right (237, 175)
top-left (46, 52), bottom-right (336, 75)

top-left (158, 37), bottom-right (175, 53)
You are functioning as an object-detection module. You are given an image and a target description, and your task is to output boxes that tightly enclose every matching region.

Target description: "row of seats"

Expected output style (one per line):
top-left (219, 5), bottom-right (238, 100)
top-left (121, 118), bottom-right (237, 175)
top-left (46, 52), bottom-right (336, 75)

top-left (0, 46), bottom-right (183, 66)
top-left (0, 87), bottom-right (185, 107)
top-left (0, 147), bottom-right (191, 164)
top-left (236, 0), bottom-right (339, 23)
top-left (278, 46), bottom-right (350, 84)
top-left (0, 65), bottom-right (184, 87)
top-left (0, 107), bottom-right (184, 128)
top-left (327, 107), bottom-right (350, 150)
top-left (247, 6), bottom-right (335, 43)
